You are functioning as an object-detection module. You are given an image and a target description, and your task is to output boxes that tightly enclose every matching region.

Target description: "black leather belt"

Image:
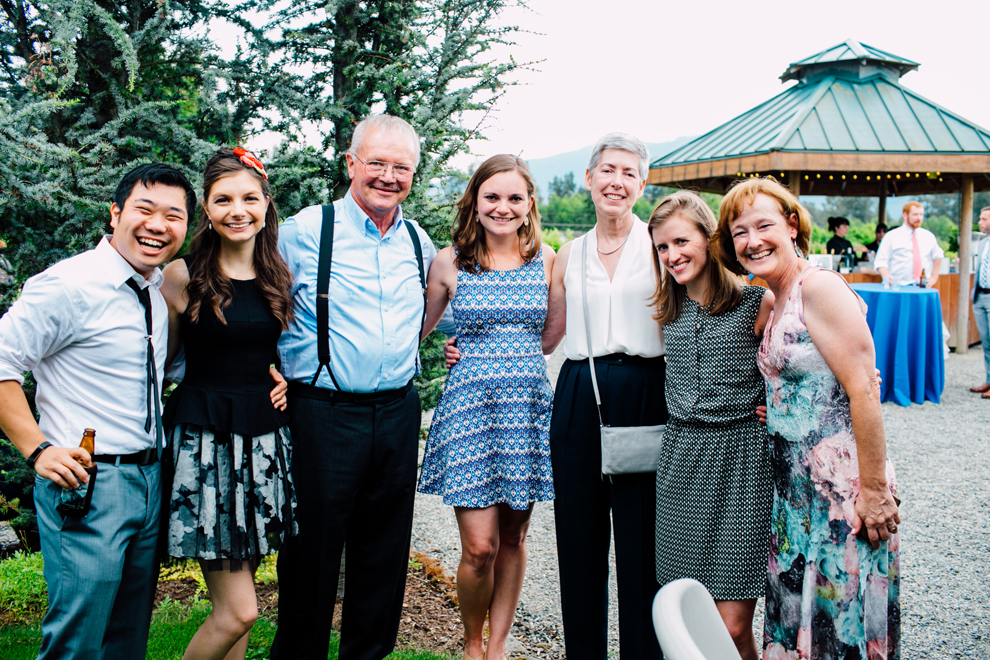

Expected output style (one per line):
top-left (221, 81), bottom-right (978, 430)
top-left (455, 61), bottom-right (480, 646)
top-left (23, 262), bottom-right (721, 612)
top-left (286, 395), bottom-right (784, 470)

top-left (977, 287), bottom-right (990, 294)
top-left (289, 380), bottom-right (413, 405)
top-left (92, 448), bottom-right (158, 466)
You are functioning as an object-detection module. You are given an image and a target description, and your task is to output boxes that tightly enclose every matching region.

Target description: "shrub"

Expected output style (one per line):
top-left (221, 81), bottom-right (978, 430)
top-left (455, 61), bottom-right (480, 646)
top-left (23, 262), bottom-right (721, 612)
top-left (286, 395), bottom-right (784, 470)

top-left (0, 551), bottom-right (47, 621)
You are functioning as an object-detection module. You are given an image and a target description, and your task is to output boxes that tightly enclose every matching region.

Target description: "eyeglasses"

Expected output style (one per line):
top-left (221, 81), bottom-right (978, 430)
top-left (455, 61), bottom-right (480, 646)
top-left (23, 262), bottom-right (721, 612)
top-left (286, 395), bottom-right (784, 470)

top-left (351, 154), bottom-right (416, 182)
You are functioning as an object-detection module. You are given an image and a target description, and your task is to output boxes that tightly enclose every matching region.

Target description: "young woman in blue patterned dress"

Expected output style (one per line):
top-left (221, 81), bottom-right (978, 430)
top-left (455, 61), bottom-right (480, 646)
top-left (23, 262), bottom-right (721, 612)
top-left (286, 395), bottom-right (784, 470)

top-left (418, 154), bottom-right (555, 660)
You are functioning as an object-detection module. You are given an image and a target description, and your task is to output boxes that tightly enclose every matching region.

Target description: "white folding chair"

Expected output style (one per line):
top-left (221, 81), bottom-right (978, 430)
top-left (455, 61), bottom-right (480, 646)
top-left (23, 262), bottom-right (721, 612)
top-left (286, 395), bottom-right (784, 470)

top-left (652, 578), bottom-right (743, 660)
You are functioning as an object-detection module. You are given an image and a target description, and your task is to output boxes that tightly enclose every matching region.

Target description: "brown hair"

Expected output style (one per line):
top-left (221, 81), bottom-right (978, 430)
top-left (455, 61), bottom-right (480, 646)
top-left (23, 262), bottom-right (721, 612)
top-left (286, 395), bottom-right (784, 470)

top-left (185, 148), bottom-right (294, 328)
top-left (713, 177), bottom-right (813, 276)
top-left (452, 155), bottom-right (542, 274)
top-left (648, 191), bottom-right (742, 325)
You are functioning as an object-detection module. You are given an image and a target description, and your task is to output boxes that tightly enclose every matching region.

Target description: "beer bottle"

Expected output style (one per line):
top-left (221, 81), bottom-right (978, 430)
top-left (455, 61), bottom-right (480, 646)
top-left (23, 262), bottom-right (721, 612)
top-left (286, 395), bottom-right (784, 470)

top-left (79, 428), bottom-right (95, 461)
top-left (58, 429), bottom-right (98, 515)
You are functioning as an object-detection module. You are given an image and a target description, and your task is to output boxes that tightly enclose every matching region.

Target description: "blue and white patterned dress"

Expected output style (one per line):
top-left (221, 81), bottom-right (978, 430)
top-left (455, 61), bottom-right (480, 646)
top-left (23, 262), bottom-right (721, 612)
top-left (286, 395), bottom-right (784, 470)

top-left (417, 252), bottom-right (555, 510)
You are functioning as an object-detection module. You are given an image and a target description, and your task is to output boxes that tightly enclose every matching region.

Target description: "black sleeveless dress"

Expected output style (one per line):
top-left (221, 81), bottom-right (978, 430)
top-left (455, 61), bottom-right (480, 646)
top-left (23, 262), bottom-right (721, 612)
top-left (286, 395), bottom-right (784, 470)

top-left (163, 275), bottom-right (296, 568)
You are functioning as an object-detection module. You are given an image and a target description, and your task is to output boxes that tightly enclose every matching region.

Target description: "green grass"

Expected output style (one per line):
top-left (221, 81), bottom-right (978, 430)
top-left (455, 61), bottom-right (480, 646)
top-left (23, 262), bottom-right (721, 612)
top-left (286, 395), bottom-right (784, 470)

top-left (1, 604), bottom-right (451, 659)
top-left (0, 551), bottom-right (455, 659)
top-left (0, 551), bottom-right (47, 621)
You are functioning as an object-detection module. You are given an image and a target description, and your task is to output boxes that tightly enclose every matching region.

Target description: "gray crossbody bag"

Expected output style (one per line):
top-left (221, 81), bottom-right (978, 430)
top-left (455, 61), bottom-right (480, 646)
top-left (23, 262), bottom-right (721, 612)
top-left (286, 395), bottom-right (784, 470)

top-left (581, 236), bottom-right (665, 475)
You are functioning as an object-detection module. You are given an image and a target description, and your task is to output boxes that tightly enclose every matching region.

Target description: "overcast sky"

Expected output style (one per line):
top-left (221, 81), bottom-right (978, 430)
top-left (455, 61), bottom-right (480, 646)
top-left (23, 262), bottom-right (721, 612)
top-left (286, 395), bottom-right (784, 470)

top-left (460, 0), bottom-right (989, 163)
top-left (228, 0), bottom-right (989, 165)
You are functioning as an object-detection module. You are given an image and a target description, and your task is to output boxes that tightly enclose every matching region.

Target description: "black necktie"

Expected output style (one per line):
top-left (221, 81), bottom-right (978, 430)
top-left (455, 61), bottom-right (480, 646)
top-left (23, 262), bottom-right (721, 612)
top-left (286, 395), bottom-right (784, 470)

top-left (125, 278), bottom-right (163, 459)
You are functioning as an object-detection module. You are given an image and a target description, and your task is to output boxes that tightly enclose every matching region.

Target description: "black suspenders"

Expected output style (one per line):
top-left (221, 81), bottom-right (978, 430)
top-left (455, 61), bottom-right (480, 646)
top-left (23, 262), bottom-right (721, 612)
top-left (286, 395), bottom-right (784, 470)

top-left (311, 203), bottom-right (428, 389)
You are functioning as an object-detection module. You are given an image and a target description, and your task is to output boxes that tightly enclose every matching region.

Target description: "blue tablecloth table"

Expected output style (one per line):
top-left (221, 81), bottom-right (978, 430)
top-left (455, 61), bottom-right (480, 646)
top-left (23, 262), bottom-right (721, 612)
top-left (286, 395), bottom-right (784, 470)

top-left (850, 283), bottom-right (945, 406)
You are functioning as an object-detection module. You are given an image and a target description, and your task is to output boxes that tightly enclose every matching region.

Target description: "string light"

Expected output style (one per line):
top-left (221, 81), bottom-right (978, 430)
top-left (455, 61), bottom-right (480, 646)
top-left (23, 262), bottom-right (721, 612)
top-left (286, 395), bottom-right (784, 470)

top-left (816, 173), bottom-right (821, 178)
top-left (841, 174), bottom-right (846, 179)
top-left (853, 175), bottom-right (857, 180)
top-left (804, 175), bottom-right (809, 180)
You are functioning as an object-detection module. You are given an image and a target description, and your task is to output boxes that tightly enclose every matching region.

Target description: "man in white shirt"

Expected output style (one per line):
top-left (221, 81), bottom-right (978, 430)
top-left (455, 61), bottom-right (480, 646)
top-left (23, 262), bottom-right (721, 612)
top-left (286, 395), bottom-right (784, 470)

top-left (875, 201), bottom-right (944, 287)
top-left (970, 206), bottom-right (990, 397)
top-left (0, 164), bottom-right (193, 659)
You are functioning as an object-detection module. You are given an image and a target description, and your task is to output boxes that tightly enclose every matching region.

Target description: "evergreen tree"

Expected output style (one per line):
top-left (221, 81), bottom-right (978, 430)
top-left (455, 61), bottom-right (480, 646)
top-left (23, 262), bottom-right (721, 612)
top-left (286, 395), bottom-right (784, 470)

top-left (548, 172), bottom-right (577, 198)
top-left (0, 0), bottom-right (227, 308)
top-left (252, 0), bottom-right (530, 241)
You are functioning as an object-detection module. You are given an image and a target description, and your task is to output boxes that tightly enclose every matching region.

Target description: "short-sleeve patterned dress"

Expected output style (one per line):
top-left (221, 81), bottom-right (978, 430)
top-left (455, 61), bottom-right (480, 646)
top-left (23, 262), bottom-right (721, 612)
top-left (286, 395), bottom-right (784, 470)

top-left (757, 266), bottom-right (900, 660)
top-left (417, 252), bottom-right (555, 510)
top-left (655, 285), bottom-right (772, 600)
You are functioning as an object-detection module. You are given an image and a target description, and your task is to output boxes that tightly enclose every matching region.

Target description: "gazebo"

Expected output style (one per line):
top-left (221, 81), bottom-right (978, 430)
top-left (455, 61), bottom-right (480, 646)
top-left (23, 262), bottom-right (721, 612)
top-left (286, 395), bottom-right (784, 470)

top-left (649, 39), bottom-right (990, 351)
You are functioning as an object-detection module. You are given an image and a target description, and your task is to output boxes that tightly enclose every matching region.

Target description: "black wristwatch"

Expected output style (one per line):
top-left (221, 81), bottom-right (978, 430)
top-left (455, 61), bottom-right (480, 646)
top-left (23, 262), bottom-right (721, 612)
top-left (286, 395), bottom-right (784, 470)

top-left (26, 442), bottom-right (52, 469)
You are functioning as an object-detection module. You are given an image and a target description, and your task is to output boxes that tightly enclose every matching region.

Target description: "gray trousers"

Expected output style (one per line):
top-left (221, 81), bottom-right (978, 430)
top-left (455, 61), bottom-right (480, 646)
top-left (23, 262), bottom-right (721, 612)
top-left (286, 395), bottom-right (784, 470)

top-left (34, 462), bottom-right (161, 660)
top-left (975, 293), bottom-right (990, 384)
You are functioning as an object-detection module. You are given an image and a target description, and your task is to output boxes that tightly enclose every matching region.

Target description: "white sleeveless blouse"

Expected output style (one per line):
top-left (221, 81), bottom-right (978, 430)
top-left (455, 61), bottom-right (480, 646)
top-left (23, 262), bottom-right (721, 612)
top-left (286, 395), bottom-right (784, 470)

top-left (562, 217), bottom-right (665, 360)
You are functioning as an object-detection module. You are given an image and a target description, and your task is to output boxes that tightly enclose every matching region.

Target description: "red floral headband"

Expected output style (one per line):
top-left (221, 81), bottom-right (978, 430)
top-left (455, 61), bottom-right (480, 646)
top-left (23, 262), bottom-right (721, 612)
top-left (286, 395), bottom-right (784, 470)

top-left (233, 147), bottom-right (268, 180)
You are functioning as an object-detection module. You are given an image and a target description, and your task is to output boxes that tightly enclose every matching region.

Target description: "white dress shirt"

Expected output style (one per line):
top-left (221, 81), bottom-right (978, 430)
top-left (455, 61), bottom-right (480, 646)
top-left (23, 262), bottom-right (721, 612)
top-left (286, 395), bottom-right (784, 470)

top-left (874, 224), bottom-right (944, 285)
top-left (562, 218), bottom-right (665, 360)
top-left (0, 238), bottom-right (167, 454)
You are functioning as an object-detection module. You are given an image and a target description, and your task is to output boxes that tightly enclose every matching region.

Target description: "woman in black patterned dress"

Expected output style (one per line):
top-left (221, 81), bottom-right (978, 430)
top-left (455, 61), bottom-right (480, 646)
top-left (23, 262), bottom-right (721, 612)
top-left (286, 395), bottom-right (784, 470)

top-left (161, 148), bottom-right (295, 660)
top-left (648, 191), bottom-right (773, 660)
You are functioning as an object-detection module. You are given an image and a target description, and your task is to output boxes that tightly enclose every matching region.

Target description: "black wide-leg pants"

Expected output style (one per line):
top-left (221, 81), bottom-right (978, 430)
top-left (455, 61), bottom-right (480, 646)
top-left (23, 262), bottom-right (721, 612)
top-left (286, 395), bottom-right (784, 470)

top-left (272, 383), bottom-right (421, 660)
top-left (550, 355), bottom-right (668, 660)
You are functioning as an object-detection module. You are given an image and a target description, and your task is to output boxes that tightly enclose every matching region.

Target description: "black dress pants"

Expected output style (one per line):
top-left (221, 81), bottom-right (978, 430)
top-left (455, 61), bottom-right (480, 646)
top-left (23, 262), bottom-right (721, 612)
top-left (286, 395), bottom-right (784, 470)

top-left (271, 383), bottom-right (421, 660)
top-left (550, 355), bottom-right (668, 660)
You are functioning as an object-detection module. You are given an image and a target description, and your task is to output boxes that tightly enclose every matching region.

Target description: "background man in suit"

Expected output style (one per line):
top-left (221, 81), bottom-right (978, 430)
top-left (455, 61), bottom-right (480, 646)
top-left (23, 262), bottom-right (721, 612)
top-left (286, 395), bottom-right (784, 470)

top-left (0, 164), bottom-right (194, 658)
top-left (272, 114), bottom-right (438, 660)
top-left (969, 206), bottom-right (990, 397)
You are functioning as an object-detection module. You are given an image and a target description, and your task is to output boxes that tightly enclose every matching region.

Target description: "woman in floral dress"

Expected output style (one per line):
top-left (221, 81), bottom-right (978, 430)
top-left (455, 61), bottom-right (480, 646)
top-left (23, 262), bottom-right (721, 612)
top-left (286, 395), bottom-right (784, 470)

top-left (714, 177), bottom-right (900, 660)
top-left (418, 154), bottom-right (555, 660)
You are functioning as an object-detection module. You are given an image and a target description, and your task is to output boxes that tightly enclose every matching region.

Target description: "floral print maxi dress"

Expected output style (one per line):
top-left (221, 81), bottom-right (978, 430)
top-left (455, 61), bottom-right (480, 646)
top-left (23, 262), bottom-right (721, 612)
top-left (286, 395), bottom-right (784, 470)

top-left (757, 266), bottom-right (900, 660)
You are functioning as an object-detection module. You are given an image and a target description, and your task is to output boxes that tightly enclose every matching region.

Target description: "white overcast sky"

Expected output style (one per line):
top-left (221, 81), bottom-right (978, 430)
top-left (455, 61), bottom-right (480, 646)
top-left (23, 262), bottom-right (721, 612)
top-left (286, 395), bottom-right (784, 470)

top-left (459, 0), bottom-right (990, 163)
top-left (229, 0), bottom-right (989, 164)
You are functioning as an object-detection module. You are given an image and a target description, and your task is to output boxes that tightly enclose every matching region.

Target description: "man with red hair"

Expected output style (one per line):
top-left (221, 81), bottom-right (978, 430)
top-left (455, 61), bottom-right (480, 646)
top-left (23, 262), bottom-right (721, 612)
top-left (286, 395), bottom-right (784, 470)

top-left (875, 201), bottom-right (944, 287)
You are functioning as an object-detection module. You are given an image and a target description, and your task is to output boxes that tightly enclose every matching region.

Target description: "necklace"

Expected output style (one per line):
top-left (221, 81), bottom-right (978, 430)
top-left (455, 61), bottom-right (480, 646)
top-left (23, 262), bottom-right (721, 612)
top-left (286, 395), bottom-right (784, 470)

top-left (597, 230), bottom-right (631, 255)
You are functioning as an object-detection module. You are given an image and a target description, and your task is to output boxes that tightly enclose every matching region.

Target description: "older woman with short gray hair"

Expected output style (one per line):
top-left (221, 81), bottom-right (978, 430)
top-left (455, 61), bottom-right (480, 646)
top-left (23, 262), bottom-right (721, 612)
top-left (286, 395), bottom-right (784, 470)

top-left (541, 132), bottom-right (667, 659)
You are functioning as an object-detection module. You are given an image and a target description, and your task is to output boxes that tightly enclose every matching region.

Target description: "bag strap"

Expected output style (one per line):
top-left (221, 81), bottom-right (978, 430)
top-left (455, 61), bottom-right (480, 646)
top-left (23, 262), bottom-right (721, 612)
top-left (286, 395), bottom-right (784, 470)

top-left (581, 237), bottom-right (606, 428)
top-left (313, 204), bottom-right (343, 389)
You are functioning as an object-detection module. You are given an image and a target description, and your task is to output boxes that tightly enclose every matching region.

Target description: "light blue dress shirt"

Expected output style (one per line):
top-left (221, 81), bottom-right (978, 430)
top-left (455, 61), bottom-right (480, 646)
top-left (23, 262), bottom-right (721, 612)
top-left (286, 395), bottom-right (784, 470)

top-left (277, 191), bottom-right (438, 392)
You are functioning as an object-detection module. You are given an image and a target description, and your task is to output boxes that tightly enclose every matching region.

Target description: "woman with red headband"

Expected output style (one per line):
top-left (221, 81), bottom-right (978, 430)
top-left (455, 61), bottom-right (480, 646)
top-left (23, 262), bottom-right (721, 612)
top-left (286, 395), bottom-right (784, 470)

top-left (161, 147), bottom-right (296, 660)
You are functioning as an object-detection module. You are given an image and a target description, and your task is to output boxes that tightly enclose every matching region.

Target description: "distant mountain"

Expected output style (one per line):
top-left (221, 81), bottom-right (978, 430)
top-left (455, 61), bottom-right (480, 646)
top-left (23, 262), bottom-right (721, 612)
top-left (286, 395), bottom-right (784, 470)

top-left (524, 137), bottom-right (694, 199)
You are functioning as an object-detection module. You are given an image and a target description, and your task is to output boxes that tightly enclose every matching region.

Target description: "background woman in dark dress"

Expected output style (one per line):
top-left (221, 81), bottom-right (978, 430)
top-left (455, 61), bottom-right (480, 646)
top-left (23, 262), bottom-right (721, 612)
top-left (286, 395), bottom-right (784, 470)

top-left (161, 148), bottom-right (295, 660)
top-left (826, 216), bottom-right (855, 256)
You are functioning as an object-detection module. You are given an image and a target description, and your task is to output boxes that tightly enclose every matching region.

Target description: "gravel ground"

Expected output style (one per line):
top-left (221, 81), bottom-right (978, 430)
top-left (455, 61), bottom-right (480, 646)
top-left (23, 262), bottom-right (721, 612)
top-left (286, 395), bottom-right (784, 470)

top-left (411, 347), bottom-right (990, 659)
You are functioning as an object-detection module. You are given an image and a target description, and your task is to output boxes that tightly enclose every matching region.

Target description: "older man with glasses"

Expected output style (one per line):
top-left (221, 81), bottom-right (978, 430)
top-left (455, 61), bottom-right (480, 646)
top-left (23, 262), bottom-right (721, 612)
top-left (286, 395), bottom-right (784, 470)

top-left (271, 114), bottom-right (439, 660)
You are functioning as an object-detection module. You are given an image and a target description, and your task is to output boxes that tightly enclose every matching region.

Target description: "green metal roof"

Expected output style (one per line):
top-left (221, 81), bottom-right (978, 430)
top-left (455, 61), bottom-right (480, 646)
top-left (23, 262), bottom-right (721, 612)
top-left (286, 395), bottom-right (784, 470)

top-left (652, 41), bottom-right (990, 167)
top-left (781, 39), bottom-right (919, 82)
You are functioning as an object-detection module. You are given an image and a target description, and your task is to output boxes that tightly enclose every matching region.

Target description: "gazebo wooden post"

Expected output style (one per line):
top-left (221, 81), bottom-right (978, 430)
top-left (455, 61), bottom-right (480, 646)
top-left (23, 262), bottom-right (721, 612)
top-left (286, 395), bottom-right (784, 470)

top-left (956, 174), bottom-right (975, 353)
top-left (877, 179), bottom-right (887, 224)
top-left (788, 171), bottom-right (801, 197)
